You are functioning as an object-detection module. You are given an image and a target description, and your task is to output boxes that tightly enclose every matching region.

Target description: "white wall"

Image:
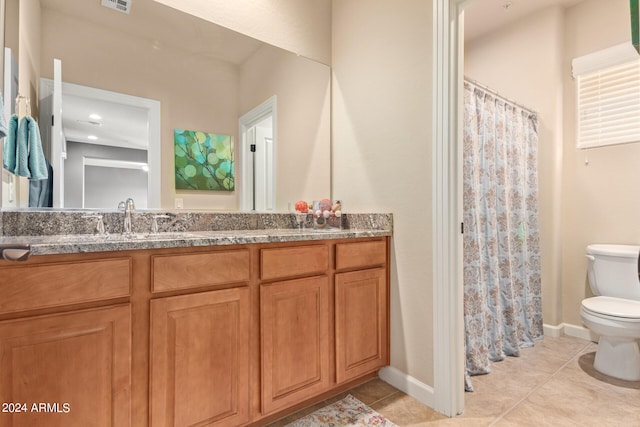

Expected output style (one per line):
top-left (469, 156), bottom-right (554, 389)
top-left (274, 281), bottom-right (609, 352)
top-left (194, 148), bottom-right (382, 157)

top-left (561, 0), bottom-right (635, 326)
top-left (332, 0), bottom-right (434, 386)
top-left (18, 0), bottom-right (39, 117)
top-left (64, 141), bottom-right (147, 208)
top-left (84, 166), bottom-right (148, 210)
top-left (239, 44), bottom-right (331, 210)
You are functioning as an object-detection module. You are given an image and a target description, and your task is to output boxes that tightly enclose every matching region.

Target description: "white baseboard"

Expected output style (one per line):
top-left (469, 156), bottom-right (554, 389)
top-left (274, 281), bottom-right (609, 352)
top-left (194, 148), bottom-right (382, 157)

top-left (543, 322), bottom-right (598, 342)
top-left (564, 323), bottom-right (598, 342)
top-left (378, 366), bottom-right (434, 408)
top-left (543, 323), bottom-right (564, 337)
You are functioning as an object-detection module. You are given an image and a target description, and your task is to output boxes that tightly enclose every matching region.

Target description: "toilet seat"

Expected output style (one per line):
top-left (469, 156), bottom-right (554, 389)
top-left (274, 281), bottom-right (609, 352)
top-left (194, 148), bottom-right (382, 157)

top-left (581, 296), bottom-right (640, 381)
top-left (582, 296), bottom-right (640, 322)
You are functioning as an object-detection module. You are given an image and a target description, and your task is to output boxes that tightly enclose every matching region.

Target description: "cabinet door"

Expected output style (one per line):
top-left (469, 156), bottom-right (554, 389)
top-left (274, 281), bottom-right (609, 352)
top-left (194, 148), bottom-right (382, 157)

top-left (0, 304), bottom-right (131, 427)
top-left (150, 287), bottom-right (250, 427)
top-left (261, 276), bottom-right (330, 415)
top-left (335, 268), bottom-right (388, 383)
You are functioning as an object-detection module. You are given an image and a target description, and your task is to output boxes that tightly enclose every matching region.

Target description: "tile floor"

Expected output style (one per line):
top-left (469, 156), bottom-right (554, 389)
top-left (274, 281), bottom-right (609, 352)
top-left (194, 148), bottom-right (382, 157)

top-left (267, 335), bottom-right (640, 426)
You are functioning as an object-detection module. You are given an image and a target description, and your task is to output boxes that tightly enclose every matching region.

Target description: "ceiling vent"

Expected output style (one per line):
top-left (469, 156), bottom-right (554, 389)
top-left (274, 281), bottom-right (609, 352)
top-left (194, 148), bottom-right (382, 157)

top-left (101, 0), bottom-right (132, 14)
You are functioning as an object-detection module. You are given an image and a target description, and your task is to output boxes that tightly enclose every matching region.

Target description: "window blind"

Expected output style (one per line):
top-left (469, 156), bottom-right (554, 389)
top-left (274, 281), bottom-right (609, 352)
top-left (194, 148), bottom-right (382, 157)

top-left (572, 43), bottom-right (640, 149)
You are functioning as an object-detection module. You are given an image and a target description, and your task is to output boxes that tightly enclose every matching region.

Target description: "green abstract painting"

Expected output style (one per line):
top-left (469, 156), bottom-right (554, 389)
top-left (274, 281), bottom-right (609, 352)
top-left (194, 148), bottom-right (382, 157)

top-left (174, 129), bottom-right (234, 191)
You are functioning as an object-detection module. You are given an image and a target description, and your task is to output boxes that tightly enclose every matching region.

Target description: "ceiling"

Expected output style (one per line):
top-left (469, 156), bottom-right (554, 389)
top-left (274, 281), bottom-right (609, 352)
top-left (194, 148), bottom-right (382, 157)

top-left (62, 93), bottom-right (149, 150)
top-left (464, 0), bottom-right (584, 42)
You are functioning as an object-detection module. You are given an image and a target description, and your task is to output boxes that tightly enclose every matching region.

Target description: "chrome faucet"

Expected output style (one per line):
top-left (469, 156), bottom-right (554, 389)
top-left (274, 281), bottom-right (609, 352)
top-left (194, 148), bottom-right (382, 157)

top-left (82, 214), bottom-right (107, 236)
top-left (151, 214), bottom-right (170, 234)
top-left (118, 198), bottom-right (136, 234)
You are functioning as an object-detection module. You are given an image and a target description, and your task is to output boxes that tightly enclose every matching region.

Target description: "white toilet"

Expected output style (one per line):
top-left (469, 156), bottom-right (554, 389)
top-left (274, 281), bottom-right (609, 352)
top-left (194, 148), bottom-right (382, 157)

top-left (580, 244), bottom-right (640, 381)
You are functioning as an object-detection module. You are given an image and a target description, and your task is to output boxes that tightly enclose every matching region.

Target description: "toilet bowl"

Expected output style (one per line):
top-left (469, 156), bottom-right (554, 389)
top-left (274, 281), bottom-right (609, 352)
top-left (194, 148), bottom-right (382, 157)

top-left (580, 244), bottom-right (640, 381)
top-left (581, 296), bottom-right (640, 380)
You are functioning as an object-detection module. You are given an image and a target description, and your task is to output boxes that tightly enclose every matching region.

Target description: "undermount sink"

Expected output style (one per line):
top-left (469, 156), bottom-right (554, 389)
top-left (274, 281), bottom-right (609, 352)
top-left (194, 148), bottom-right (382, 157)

top-left (53, 232), bottom-right (200, 243)
top-left (56, 234), bottom-right (111, 243)
top-left (124, 232), bottom-right (198, 240)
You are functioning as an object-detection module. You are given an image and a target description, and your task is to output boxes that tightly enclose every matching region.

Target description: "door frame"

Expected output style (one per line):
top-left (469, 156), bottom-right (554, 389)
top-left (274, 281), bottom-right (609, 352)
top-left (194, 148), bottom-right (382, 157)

top-left (39, 79), bottom-right (161, 208)
top-left (2, 47), bottom-right (18, 207)
top-left (238, 96), bottom-right (277, 211)
top-left (432, 0), bottom-right (468, 417)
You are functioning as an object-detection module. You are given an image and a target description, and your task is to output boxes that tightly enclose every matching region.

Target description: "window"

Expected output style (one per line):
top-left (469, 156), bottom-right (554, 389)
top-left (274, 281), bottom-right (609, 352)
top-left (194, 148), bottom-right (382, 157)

top-left (572, 43), bottom-right (640, 149)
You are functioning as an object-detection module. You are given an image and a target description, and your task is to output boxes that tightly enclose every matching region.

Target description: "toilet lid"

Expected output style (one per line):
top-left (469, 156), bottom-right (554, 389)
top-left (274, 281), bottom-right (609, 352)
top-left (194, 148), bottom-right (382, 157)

top-left (582, 296), bottom-right (640, 319)
top-left (587, 244), bottom-right (640, 258)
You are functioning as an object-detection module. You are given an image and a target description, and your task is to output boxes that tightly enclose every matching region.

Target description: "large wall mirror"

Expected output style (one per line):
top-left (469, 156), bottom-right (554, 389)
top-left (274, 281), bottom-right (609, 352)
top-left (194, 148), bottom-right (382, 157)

top-left (1, 0), bottom-right (331, 211)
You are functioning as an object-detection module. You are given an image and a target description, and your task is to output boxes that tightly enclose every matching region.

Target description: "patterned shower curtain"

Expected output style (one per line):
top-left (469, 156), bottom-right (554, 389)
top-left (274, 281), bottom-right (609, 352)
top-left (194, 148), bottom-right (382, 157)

top-left (463, 81), bottom-right (543, 385)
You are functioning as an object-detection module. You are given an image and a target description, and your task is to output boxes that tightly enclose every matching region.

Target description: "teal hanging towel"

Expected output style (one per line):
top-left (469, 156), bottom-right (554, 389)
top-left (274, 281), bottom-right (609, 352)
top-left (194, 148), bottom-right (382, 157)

top-left (15, 116), bottom-right (48, 180)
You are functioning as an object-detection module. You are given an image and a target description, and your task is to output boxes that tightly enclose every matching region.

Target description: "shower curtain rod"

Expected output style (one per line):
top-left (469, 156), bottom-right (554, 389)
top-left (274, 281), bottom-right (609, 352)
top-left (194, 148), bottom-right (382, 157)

top-left (464, 77), bottom-right (538, 116)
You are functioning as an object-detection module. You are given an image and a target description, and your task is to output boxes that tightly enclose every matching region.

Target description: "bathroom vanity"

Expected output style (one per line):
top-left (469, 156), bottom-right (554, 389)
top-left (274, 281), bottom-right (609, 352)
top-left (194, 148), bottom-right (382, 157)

top-left (0, 211), bottom-right (391, 426)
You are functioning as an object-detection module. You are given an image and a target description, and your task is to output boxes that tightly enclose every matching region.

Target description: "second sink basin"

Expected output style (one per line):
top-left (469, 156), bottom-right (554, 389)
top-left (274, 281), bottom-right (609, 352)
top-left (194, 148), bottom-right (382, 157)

top-left (125, 232), bottom-right (199, 240)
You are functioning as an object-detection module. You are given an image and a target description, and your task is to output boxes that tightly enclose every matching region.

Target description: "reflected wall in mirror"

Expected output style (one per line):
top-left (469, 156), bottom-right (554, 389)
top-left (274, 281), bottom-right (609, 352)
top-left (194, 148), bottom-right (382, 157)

top-left (4, 0), bottom-right (330, 210)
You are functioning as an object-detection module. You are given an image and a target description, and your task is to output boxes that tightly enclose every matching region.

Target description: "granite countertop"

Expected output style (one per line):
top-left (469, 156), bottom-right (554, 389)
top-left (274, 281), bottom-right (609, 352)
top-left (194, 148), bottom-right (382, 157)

top-left (0, 228), bottom-right (391, 256)
top-left (0, 210), bottom-right (392, 256)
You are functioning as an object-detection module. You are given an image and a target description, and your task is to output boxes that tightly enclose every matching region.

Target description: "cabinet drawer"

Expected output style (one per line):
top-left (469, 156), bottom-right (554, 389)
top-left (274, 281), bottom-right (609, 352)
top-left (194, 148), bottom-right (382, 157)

top-left (336, 240), bottom-right (387, 270)
top-left (0, 258), bottom-right (131, 314)
top-left (261, 245), bottom-right (329, 281)
top-left (152, 249), bottom-right (250, 292)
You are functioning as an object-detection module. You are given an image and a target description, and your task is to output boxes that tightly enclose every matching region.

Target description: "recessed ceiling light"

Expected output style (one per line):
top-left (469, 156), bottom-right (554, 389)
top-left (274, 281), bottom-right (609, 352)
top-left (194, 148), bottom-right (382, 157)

top-left (89, 113), bottom-right (102, 120)
top-left (88, 135), bottom-right (98, 140)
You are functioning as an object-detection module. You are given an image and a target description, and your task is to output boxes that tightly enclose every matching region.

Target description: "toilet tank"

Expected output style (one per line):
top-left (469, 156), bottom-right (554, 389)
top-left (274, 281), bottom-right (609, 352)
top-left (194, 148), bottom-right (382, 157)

top-left (586, 244), bottom-right (640, 300)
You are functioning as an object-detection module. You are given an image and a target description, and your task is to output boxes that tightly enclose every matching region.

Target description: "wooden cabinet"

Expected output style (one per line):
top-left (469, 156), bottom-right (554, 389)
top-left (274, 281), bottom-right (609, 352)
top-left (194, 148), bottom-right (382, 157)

top-left (260, 276), bottom-right (330, 415)
top-left (151, 250), bottom-right (250, 293)
top-left (0, 236), bottom-right (389, 426)
top-left (260, 245), bottom-right (329, 281)
top-left (335, 268), bottom-right (388, 383)
top-left (149, 288), bottom-right (250, 427)
top-left (334, 240), bottom-right (389, 384)
top-left (335, 240), bottom-right (387, 271)
top-left (0, 257), bottom-right (131, 314)
top-left (0, 304), bottom-right (131, 427)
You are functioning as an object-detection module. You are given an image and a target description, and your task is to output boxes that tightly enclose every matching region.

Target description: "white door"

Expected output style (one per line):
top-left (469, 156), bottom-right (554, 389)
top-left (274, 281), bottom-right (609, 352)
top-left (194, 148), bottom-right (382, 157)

top-left (251, 117), bottom-right (274, 211)
top-left (239, 96), bottom-right (276, 211)
top-left (51, 58), bottom-right (65, 207)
